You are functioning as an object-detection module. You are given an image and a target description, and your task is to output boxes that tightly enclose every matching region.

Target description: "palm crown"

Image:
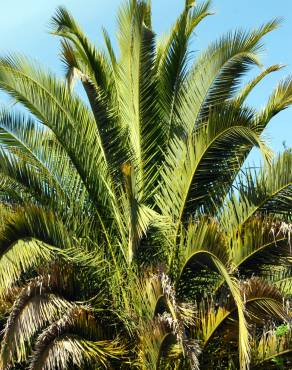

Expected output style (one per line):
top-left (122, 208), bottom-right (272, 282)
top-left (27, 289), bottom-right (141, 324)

top-left (0, 1), bottom-right (291, 369)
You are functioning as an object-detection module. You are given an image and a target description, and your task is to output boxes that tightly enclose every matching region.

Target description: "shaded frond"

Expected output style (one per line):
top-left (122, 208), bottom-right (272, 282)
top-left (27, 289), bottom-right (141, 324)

top-left (0, 238), bottom-right (54, 297)
top-left (29, 306), bottom-right (126, 370)
top-left (0, 278), bottom-right (73, 368)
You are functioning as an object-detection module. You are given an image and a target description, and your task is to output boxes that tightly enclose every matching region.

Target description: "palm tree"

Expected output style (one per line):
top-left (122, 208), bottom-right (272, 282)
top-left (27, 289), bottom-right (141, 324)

top-left (0, 0), bottom-right (291, 369)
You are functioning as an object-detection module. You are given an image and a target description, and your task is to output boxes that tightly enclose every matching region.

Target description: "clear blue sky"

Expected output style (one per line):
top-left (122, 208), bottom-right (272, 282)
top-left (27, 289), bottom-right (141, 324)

top-left (0, 0), bottom-right (291, 161)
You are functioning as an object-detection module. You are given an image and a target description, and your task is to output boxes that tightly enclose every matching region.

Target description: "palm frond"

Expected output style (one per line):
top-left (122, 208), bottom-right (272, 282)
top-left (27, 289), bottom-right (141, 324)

top-left (0, 205), bottom-right (74, 253)
top-left (29, 306), bottom-right (126, 370)
top-left (0, 238), bottom-right (54, 297)
top-left (255, 76), bottom-right (292, 131)
top-left (253, 327), bottom-right (292, 368)
top-left (116, 0), bottom-right (162, 193)
top-left (51, 7), bottom-right (129, 188)
top-left (157, 103), bottom-right (272, 226)
top-left (0, 55), bottom-right (116, 224)
top-left (157, 0), bottom-right (213, 143)
top-left (222, 151), bottom-right (292, 233)
top-left (0, 108), bottom-right (91, 213)
top-left (0, 277), bottom-right (73, 368)
top-left (229, 217), bottom-right (292, 277)
top-left (179, 19), bottom-right (280, 135)
top-left (174, 218), bottom-right (250, 370)
top-left (233, 64), bottom-right (284, 106)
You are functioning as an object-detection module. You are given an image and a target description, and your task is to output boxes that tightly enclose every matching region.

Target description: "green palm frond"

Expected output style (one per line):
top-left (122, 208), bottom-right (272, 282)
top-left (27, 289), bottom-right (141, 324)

top-left (233, 64), bottom-right (284, 106)
top-left (228, 217), bottom-right (291, 277)
top-left (0, 146), bottom-right (67, 209)
top-left (136, 318), bottom-right (178, 370)
top-left (157, 0), bottom-right (212, 143)
top-left (51, 7), bottom-right (130, 189)
top-left (175, 219), bottom-right (250, 370)
top-left (0, 108), bottom-right (91, 212)
top-left (179, 19), bottom-right (280, 135)
top-left (255, 76), bottom-right (292, 130)
top-left (0, 238), bottom-right (54, 297)
top-left (0, 56), bottom-right (117, 223)
top-left (222, 151), bottom-right (292, 233)
top-left (0, 2), bottom-right (290, 369)
top-left (116, 0), bottom-right (162, 193)
top-left (197, 277), bottom-right (287, 369)
top-left (0, 205), bottom-right (73, 252)
top-left (157, 103), bottom-right (272, 225)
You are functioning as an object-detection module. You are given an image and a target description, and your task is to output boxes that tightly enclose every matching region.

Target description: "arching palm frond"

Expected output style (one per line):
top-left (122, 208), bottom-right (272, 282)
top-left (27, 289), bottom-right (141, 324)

top-left (157, 103), bottom-right (272, 228)
top-left (233, 64), bottom-right (284, 106)
top-left (178, 19), bottom-right (280, 135)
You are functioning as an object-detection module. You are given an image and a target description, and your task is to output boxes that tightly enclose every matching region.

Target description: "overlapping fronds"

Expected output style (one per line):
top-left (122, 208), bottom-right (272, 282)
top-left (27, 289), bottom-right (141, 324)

top-left (0, 108), bottom-right (91, 212)
top-left (51, 7), bottom-right (129, 189)
top-left (252, 327), bottom-right (292, 368)
top-left (0, 1), bottom-right (290, 369)
top-left (116, 0), bottom-right (165, 196)
top-left (233, 64), bottom-right (284, 106)
top-left (0, 55), bottom-right (117, 225)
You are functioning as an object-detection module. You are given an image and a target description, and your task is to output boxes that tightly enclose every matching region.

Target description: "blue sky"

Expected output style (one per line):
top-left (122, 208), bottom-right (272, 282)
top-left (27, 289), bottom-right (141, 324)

top-left (0, 0), bottom-right (291, 161)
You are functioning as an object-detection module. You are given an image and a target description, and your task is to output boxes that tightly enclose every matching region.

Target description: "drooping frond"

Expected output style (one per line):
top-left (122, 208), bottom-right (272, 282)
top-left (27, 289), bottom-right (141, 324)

top-left (0, 108), bottom-right (91, 213)
top-left (175, 219), bottom-right (250, 370)
top-left (51, 7), bottom-right (130, 188)
top-left (0, 205), bottom-right (73, 252)
top-left (228, 217), bottom-right (292, 276)
top-left (255, 76), bottom-right (292, 131)
top-left (31, 337), bottom-right (126, 370)
top-left (29, 307), bottom-right (127, 370)
top-left (0, 278), bottom-right (73, 368)
top-left (0, 146), bottom-right (67, 210)
top-left (196, 277), bottom-right (287, 368)
top-left (0, 238), bottom-right (54, 297)
top-left (239, 277), bottom-right (288, 323)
